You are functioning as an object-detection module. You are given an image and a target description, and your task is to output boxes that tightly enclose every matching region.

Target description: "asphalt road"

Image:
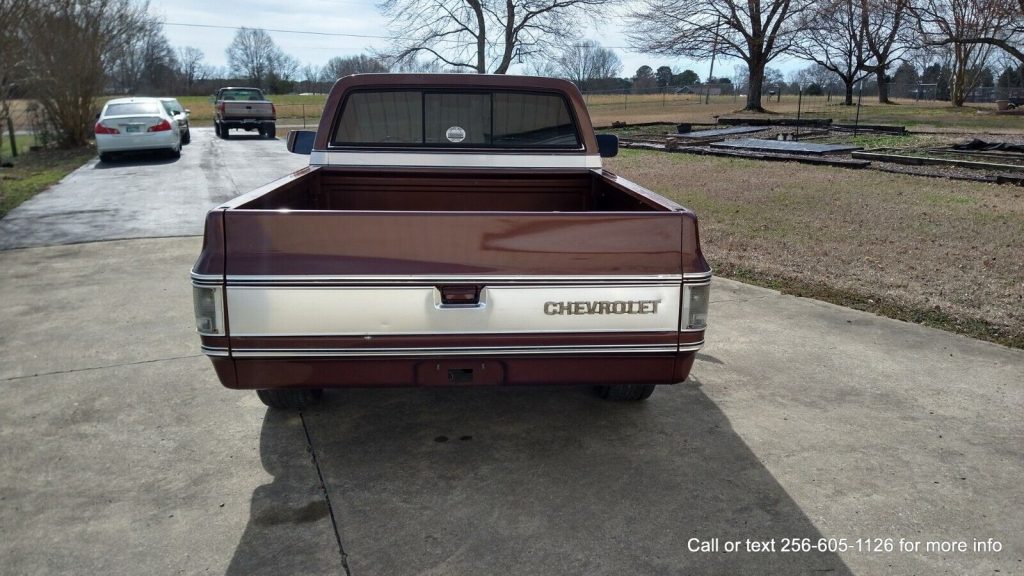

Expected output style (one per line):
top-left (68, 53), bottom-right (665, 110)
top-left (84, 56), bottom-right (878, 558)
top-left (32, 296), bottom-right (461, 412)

top-left (0, 135), bottom-right (1022, 575)
top-left (0, 128), bottom-right (307, 250)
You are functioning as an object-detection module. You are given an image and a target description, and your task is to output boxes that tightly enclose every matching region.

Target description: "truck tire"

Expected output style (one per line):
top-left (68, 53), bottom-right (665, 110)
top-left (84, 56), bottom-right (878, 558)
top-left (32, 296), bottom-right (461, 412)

top-left (257, 389), bottom-right (323, 409)
top-left (222, 127), bottom-right (230, 140)
top-left (214, 122), bottom-right (221, 137)
top-left (266, 124), bottom-right (276, 139)
top-left (596, 384), bottom-right (656, 401)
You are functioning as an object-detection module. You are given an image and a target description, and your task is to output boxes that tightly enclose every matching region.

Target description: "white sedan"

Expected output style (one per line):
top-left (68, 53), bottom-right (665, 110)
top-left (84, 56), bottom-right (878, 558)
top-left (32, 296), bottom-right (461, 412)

top-left (95, 97), bottom-right (182, 162)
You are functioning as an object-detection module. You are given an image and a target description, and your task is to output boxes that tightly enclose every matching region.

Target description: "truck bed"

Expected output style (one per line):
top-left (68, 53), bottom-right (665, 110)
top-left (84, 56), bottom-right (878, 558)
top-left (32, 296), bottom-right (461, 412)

top-left (231, 167), bottom-right (672, 212)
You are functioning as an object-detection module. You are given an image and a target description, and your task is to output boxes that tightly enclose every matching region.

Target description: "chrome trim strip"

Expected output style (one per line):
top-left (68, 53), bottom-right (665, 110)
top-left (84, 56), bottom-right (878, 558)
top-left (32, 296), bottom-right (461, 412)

top-left (223, 274), bottom-right (684, 286)
top-left (226, 284), bottom-right (682, 337)
top-left (191, 272), bottom-right (223, 286)
top-left (682, 270), bottom-right (713, 282)
top-left (678, 340), bottom-right (704, 352)
top-left (230, 343), bottom-right (695, 358)
top-left (201, 345), bottom-right (230, 357)
top-left (309, 150), bottom-right (602, 170)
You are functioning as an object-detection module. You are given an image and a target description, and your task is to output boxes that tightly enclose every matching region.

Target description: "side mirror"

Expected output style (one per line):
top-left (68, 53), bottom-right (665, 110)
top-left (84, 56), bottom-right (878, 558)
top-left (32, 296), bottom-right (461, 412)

top-left (184, 108), bottom-right (191, 116)
top-left (287, 130), bottom-right (315, 155)
top-left (596, 134), bottom-right (618, 158)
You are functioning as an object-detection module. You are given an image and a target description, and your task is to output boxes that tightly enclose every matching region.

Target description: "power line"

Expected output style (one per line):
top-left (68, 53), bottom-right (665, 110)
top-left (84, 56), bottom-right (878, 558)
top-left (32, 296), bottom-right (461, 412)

top-left (163, 21), bottom-right (635, 50)
top-left (164, 22), bottom-right (394, 40)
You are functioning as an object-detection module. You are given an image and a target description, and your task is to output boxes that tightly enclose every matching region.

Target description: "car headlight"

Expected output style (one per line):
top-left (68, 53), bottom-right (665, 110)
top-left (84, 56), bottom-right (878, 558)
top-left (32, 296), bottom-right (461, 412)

top-left (193, 286), bottom-right (225, 335)
top-left (684, 283), bottom-right (709, 330)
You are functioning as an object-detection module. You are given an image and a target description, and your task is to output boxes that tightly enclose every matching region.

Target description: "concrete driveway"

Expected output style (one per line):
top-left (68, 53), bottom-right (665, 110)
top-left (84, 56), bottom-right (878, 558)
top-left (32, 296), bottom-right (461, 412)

top-left (0, 134), bottom-right (1021, 575)
top-left (0, 128), bottom-right (306, 250)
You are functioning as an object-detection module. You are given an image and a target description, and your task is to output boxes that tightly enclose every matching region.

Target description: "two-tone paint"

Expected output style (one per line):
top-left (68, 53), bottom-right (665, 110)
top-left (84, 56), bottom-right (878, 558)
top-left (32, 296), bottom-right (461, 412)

top-left (192, 74), bottom-right (711, 391)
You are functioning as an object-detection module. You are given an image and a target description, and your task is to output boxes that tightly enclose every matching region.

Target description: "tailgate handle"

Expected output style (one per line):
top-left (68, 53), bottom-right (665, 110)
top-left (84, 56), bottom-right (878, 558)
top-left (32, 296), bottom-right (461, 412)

top-left (439, 285), bottom-right (481, 307)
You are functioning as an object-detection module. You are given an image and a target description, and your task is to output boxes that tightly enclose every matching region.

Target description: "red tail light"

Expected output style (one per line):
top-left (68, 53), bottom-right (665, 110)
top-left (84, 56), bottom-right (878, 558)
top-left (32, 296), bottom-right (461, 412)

top-left (94, 122), bottom-right (119, 135)
top-left (148, 119), bottom-right (172, 132)
top-left (218, 102), bottom-right (225, 114)
top-left (271, 103), bottom-right (276, 116)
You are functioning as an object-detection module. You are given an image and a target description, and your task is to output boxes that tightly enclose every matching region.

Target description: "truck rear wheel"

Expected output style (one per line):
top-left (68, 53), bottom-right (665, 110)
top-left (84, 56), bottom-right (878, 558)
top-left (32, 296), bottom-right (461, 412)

top-left (266, 124), bottom-right (276, 139)
top-left (214, 122), bottom-right (221, 137)
top-left (257, 388), bottom-right (323, 409)
top-left (596, 384), bottom-right (656, 401)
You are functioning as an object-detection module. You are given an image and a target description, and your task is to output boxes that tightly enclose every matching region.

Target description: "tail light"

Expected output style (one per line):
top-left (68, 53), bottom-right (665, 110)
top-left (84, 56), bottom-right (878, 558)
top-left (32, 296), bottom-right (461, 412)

top-left (271, 103), bottom-right (276, 116)
top-left (683, 284), bottom-right (710, 330)
top-left (193, 287), bottom-right (225, 335)
top-left (218, 102), bottom-right (225, 114)
top-left (148, 119), bottom-right (172, 132)
top-left (94, 122), bottom-right (119, 135)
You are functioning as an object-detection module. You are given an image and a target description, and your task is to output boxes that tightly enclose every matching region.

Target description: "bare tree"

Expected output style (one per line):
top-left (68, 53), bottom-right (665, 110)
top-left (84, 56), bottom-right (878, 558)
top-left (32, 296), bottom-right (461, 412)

top-left (110, 17), bottom-right (177, 94)
top-left (226, 27), bottom-right (286, 89)
top-left (555, 40), bottom-right (622, 91)
top-left (862, 0), bottom-right (912, 103)
top-left (629, 0), bottom-right (812, 111)
top-left (23, 0), bottom-right (151, 147)
top-left (378, 0), bottom-right (611, 74)
top-left (0, 0), bottom-right (29, 141)
top-left (178, 46), bottom-right (208, 95)
top-left (915, 0), bottom-right (1023, 65)
top-left (524, 58), bottom-right (560, 77)
top-left (323, 54), bottom-right (389, 80)
top-left (912, 0), bottom-right (1015, 105)
top-left (793, 0), bottom-right (870, 104)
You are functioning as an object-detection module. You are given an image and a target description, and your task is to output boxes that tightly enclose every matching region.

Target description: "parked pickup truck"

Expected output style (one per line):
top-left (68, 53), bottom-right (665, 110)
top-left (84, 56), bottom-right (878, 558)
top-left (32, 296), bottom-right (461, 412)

top-left (192, 74), bottom-right (711, 409)
top-left (213, 87), bottom-right (276, 139)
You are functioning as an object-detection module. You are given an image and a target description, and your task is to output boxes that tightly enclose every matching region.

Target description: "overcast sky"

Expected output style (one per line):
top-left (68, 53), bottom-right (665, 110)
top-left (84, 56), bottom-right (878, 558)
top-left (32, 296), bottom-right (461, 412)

top-left (148, 0), bottom-right (755, 81)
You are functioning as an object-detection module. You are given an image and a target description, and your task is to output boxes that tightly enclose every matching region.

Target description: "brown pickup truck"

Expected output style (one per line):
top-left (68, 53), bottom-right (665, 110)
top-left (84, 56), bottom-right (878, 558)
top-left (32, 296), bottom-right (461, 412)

top-left (192, 74), bottom-right (710, 409)
top-left (213, 87), bottom-right (276, 139)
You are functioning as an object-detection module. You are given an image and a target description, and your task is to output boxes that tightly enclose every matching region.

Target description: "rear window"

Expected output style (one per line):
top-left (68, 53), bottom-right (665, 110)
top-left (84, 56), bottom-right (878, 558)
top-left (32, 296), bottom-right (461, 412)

top-left (332, 90), bottom-right (581, 148)
top-left (106, 102), bottom-right (161, 116)
top-left (161, 100), bottom-right (182, 115)
top-left (221, 89), bottom-right (265, 101)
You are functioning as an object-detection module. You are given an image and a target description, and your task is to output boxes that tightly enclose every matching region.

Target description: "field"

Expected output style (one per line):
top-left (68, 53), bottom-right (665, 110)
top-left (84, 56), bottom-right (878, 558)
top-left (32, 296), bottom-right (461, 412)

top-left (171, 93), bottom-right (1014, 133)
top-left (605, 149), bottom-right (1024, 348)
top-left (582, 93), bottom-right (1014, 132)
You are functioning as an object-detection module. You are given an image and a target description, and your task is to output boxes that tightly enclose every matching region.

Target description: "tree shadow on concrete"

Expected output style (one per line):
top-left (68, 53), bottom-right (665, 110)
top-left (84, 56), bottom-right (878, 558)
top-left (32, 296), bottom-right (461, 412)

top-left (278, 379), bottom-right (857, 576)
top-left (225, 410), bottom-right (345, 576)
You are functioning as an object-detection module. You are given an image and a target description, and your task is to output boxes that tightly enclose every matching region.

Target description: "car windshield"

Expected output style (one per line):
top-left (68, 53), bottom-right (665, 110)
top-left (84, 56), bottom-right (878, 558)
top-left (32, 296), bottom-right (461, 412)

top-left (106, 102), bottom-right (161, 116)
top-left (221, 89), bottom-right (264, 101)
top-left (331, 90), bottom-right (581, 149)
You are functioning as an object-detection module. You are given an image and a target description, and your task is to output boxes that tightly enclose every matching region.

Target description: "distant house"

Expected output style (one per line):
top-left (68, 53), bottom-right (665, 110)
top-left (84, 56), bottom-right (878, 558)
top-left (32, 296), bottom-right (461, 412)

top-left (675, 85), bottom-right (721, 96)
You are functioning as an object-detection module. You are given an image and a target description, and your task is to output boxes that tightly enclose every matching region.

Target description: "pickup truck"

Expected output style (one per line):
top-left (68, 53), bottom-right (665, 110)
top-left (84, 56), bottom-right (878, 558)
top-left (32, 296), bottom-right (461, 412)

top-left (213, 87), bottom-right (276, 139)
top-left (192, 74), bottom-right (711, 409)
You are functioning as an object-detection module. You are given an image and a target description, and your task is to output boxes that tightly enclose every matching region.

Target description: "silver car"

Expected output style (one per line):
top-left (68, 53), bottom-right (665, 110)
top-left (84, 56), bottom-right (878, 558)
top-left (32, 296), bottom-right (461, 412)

top-left (95, 97), bottom-right (182, 162)
top-left (160, 97), bottom-right (191, 145)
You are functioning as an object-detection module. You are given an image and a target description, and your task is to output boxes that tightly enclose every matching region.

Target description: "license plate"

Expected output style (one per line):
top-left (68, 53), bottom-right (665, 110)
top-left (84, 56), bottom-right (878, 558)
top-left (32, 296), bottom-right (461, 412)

top-left (125, 125), bottom-right (141, 133)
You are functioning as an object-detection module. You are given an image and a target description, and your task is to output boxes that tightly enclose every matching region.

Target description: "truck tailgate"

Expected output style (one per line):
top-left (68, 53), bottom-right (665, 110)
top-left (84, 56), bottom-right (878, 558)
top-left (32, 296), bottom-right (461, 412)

top-left (220, 210), bottom-right (698, 357)
top-left (223, 101), bottom-right (273, 118)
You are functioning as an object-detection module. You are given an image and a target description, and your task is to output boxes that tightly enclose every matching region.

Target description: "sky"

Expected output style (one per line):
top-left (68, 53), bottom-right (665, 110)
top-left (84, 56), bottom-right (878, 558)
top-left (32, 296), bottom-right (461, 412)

top-left (148, 0), bottom-right (766, 82)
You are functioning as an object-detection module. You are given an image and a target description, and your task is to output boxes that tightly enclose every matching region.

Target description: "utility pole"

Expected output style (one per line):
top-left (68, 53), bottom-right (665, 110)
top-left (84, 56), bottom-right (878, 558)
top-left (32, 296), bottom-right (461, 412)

top-left (705, 16), bottom-right (720, 105)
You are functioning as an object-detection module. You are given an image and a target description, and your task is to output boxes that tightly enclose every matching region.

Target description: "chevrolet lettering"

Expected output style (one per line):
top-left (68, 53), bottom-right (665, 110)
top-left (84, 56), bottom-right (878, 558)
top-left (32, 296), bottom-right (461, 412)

top-left (191, 73), bottom-right (712, 409)
top-left (543, 300), bottom-right (661, 315)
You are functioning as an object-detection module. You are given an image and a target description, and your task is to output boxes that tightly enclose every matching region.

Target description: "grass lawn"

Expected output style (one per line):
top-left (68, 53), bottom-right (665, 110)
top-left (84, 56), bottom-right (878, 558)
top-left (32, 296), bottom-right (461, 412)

top-left (0, 134), bottom-right (35, 159)
top-left (583, 93), bottom-right (1015, 132)
top-left (0, 146), bottom-right (94, 218)
top-left (605, 148), bottom-right (1024, 348)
